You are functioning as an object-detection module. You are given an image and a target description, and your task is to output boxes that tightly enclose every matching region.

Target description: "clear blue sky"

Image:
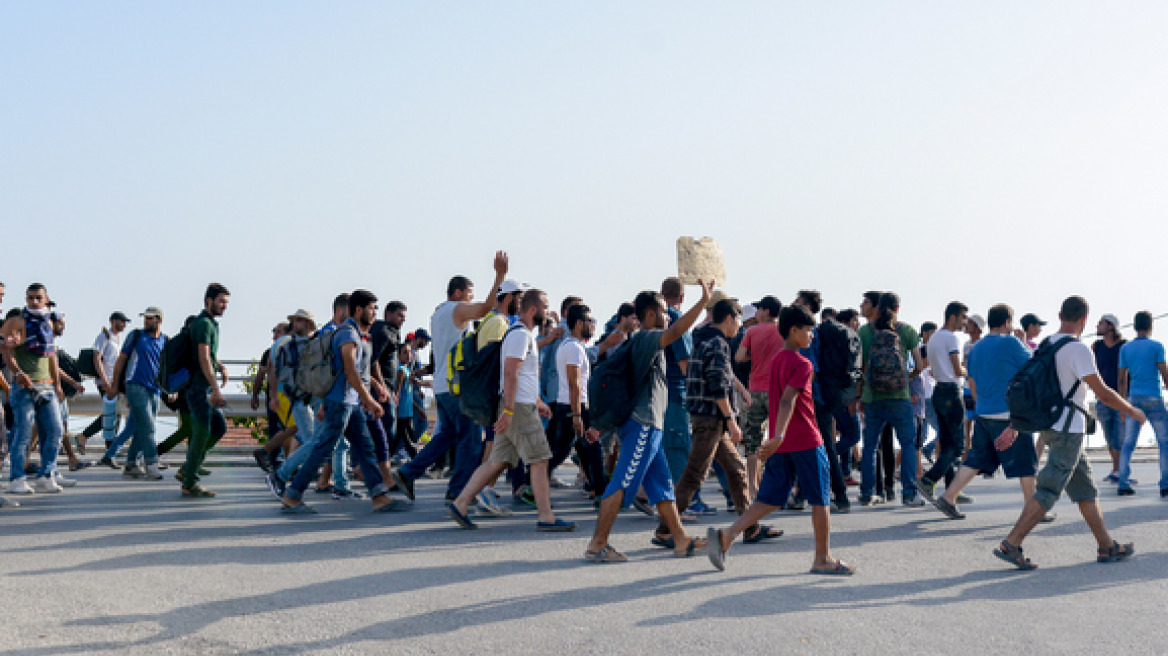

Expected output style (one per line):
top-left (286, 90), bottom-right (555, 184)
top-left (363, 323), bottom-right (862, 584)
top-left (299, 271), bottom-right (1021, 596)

top-left (3, 2), bottom-right (1166, 362)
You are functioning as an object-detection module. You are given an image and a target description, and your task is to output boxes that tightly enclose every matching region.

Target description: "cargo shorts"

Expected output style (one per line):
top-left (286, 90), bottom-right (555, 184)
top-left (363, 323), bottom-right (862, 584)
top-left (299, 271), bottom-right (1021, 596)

top-left (1031, 430), bottom-right (1098, 511)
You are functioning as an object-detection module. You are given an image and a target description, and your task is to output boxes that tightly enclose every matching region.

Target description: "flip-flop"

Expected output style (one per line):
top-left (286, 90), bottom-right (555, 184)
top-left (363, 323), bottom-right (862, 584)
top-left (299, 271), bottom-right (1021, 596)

top-left (707, 527), bottom-right (727, 571)
top-left (810, 560), bottom-right (855, 576)
top-left (674, 537), bottom-right (707, 558)
top-left (744, 524), bottom-right (784, 544)
top-left (650, 535), bottom-right (675, 549)
top-left (280, 503), bottom-right (317, 515)
top-left (585, 545), bottom-right (627, 564)
top-left (372, 499), bottom-right (407, 513)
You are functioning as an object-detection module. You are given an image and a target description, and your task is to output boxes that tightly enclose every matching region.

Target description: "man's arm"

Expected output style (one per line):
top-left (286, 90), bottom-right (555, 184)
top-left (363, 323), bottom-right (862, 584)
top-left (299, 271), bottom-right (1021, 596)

top-left (1088, 373), bottom-right (1142, 417)
top-left (452, 251), bottom-right (509, 326)
top-left (252, 363), bottom-right (267, 406)
top-left (1118, 368), bottom-right (1129, 399)
top-left (908, 346), bottom-right (924, 380)
top-left (266, 351), bottom-right (281, 412)
top-left (340, 341), bottom-right (382, 417)
top-left (197, 343), bottom-right (224, 407)
top-left (107, 353), bottom-right (130, 400)
top-left (1158, 362), bottom-right (1168, 392)
top-left (662, 280), bottom-right (713, 348)
top-left (50, 353), bottom-right (63, 399)
top-left (948, 351), bottom-right (966, 379)
top-left (1, 318), bottom-right (29, 389)
top-left (94, 346), bottom-right (110, 392)
top-left (968, 377), bottom-right (978, 403)
top-left (734, 337), bottom-right (751, 363)
top-left (759, 385), bottom-right (800, 459)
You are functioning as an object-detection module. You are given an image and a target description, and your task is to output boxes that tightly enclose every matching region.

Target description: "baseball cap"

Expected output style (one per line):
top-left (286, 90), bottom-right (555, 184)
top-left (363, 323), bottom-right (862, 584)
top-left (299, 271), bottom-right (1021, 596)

top-left (754, 295), bottom-right (782, 316)
top-left (1020, 313), bottom-right (1046, 329)
top-left (1101, 314), bottom-right (1120, 328)
top-left (968, 314), bottom-right (987, 332)
top-left (141, 306), bottom-right (164, 320)
top-left (413, 328), bottom-right (431, 342)
top-left (498, 279), bottom-right (530, 297)
top-left (287, 309), bottom-right (315, 328)
top-left (110, 311), bottom-right (130, 323)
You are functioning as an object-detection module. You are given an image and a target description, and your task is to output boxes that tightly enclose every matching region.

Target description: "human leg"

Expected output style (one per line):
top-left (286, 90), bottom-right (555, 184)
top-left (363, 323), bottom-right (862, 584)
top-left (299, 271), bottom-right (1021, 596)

top-left (661, 398), bottom-right (691, 485)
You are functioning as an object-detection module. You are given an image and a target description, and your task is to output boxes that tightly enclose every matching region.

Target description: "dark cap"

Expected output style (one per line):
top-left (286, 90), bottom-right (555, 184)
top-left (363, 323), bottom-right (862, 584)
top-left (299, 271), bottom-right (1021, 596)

top-left (1020, 313), bottom-right (1046, 329)
top-left (413, 328), bottom-right (431, 342)
top-left (754, 295), bottom-right (782, 316)
top-left (110, 311), bottom-right (131, 323)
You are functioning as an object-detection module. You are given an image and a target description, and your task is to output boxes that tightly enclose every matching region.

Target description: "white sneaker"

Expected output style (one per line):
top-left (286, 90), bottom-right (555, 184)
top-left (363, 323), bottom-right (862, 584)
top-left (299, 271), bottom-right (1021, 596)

top-left (143, 464), bottom-right (164, 480)
top-left (53, 472), bottom-right (78, 488)
top-left (487, 488), bottom-right (512, 516)
top-left (0, 495), bottom-right (18, 508)
top-left (7, 478), bottom-right (34, 495)
top-left (32, 477), bottom-right (62, 493)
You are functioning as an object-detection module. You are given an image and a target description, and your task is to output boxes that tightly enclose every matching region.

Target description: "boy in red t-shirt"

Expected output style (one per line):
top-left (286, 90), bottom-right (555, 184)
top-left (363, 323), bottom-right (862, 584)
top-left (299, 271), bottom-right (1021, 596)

top-left (707, 305), bottom-right (854, 575)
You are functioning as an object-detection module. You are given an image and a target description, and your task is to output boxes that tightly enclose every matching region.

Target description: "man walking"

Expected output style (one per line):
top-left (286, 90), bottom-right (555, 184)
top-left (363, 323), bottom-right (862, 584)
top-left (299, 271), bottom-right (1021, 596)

top-left (109, 307), bottom-right (169, 480)
top-left (1116, 311), bottom-right (1168, 497)
top-left (1093, 314), bottom-right (1126, 482)
top-left (917, 302), bottom-right (968, 501)
top-left (179, 284), bottom-right (231, 498)
top-left (734, 295), bottom-right (782, 499)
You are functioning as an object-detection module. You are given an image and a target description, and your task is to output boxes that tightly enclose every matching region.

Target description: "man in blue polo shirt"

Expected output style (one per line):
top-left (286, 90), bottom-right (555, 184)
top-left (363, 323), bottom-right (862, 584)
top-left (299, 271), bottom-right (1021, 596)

top-left (1116, 311), bottom-right (1168, 497)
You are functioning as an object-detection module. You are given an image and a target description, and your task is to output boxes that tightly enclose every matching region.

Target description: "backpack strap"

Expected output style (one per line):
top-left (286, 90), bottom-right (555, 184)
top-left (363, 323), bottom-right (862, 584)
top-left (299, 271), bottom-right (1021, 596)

top-left (1047, 336), bottom-right (1090, 432)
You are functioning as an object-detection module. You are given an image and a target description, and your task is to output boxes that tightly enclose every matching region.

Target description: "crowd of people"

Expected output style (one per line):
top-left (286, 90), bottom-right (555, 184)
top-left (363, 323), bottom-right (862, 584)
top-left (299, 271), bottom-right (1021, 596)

top-left (1, 261), bottom-right (1165, 574)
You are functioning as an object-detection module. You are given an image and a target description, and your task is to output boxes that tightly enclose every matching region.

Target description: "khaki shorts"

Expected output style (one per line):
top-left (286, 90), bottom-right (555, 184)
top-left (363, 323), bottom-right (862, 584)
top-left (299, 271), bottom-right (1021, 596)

top-left (490, 403), bottom-right (553, 467)
top-left (1031, 430), bottom-right (1098, 511)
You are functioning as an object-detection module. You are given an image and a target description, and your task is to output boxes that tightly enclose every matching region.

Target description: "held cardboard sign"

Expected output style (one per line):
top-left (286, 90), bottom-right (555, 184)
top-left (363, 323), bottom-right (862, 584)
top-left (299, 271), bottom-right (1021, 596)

top-left (676, 237), bottom-right (726, 286)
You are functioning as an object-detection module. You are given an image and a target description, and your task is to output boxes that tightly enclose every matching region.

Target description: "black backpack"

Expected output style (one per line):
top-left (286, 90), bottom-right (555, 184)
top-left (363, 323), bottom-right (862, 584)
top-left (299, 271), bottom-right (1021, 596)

top-left (817, 319), bottom-right (862, 391)
top-left (1007, 336), bottom-right (1086, 433)
top-left (157, 316), bottom-right (197, 395)
top-left (56, 350), bottom-right (84, 399)
top-left (588, 333), bottom-right (651, 432)
top-left (458, 325), bottom-right (522, 427)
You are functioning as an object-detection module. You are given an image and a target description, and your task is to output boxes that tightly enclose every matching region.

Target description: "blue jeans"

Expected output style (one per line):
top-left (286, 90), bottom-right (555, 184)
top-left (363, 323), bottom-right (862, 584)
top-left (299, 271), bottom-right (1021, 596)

top-left (124, 383), bottom-right (160, 466)
top-left (860, 399), bottom-right (918, 499)
top-left (180, 385), bottom-right (227, 489)
top-left (331, 432), bottom-right (352, 492)
top-left (833, 404), bottom-right (861, 476)
top-left (1097, 403), bottom-right (1124, 451)
top-left (102, 402), bottom-right (136, 460)
top-left (399, 392), bottom-right (482, 500)
top-left (277, 399), bottom-right (319, 482)
top-left (1118, 396), bottom-right (1168, 491)
top-left (662, 395), bottom-right (691, 484)
top-left (8, 385), bottom-right (64, 480)
top-left (286, 401), bottom-right (388, 501)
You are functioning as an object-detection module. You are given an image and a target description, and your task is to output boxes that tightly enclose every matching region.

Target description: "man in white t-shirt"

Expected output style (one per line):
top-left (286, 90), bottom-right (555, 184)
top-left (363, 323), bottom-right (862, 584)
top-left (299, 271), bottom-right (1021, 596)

top-left (89, 312), bottom-right (130, 454)
top-left (993, 296), bottom-right (1146, 570)
top-left (447, 289), bottom-right (575, 532)
top-left (918, 302), bottom-right (968, 499)
top-left (545, 304), bottom-right (606, 496)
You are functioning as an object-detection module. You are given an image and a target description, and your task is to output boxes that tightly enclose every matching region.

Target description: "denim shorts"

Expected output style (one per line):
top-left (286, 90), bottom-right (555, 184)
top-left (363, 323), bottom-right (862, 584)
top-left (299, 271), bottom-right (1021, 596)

top-left (755, 445), bottom-right (831, 507)
top-left (963, 417), bottom-right (1037, 479)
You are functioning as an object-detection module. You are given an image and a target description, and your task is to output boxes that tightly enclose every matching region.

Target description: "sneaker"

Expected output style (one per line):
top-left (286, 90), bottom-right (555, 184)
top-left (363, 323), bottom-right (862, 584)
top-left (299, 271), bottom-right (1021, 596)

top-left (0, 495), bottom-right (18, 508)
top-left (1161, 489), bottom-right (1168, 500)
top-left (332, 488), bottom-right (365, 500)
top-left (902, 495), bottom-right (926, 507)
top-left (844, 476), bottom-right (860, 487)
top-left (485, 488), bottom-right (512, 516)
top-left (833, 499), bottom-right (852, 514)
top-left (266, 473), bottom-right (286, 499)
top-left (883, 489), bottom-right (896, 503)
top-left (100, 456), bottom-right (120, 469)
top-left (932, 496), bottom-right (966, 520)
top-left (426, 466), bottom-right (444, 480)
top-left (52, 472), bottom-right (78, 487)
top-left (123, 466), bottom-right (146, 479)
top-left (32, 476), bottom-right (62, 494)
top-left (7, 478), bottom-right (34, 495)
top-left (955, 493), bottom-right (975, 505)
top-left (917, 478), bottom-right (937, 503)
top-left (252, 448), bottom-right (272, 473)
top-left (786, 497), bottom-right (806, 511)
top-left (476, 489), bottom-right (509, 517)
top-left (1118, 487), bottom-right (1135, 497)
top-left (1041, 511), bottom-right (1057, 523)
top-left (143, 464), bottom-right (164, 480)
top-left (689, 500), bottom-right (718, 516)
top-left (859, 495), bottom-right (883, 507)
top-left (1103, 473), bottom-right (1119, 484)
top-left (517, 486), bottom-right (537, 509)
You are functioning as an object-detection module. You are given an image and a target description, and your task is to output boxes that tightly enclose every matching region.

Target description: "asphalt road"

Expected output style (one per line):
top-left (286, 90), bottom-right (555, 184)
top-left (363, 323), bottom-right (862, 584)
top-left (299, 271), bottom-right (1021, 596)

top-left (2, 460), bottom-right (1167, 655)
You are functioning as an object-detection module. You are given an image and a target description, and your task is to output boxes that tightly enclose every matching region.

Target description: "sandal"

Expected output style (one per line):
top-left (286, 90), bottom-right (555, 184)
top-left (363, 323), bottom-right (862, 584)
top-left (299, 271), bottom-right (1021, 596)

top-left (280, 503), bottom-right (317, 515)
top-left (707, 527), bottom-right (727, 571)
top-left (1097, 541), bottom-right (1135, 563)
top-left (585, 545), bottom-right (628, 564)
top-left (182, 486), bottom-right (217, 499)
top-left (744, 524), bottom-right (784, 544)
top-left (993, 540), bottom-right (1037, 570)
top-left (674, 537), bottom-right (707, 558)
top-left (372, 499), bottom-right (407, 513)
top-left (650, 535), bottom-right (675, 549)
top-left (810, 559), bottom-right (855, 576)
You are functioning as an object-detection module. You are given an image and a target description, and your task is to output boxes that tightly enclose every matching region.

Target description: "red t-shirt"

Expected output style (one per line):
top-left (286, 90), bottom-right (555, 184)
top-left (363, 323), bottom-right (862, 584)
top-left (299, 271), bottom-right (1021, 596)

top-left (767, 348), bottom-right (823, 453)
top-left (741, 323), bottom-right (782, 392)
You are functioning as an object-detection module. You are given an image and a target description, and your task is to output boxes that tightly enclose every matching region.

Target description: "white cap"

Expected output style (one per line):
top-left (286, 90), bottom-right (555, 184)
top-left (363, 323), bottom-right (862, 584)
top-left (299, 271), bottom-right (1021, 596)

top-left (498, 279), bottom-right (530, 296)
top-left (968, 314), bottom-right (987, 332)
top-left (741, 304), bottom-right (758, 322)
top-left (1101, 313), bottom-right (1120, 328)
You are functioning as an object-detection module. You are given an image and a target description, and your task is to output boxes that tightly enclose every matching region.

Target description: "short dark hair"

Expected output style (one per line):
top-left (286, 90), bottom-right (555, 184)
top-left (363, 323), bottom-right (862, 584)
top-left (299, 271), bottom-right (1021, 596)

top-left (779, 305), bottom-right (816, 338)
top-left (397, 342), bottom-right (413, 356)
top-left (797, 290), bottom-right (822, 315)
top-left (1059, 296), bottom-right (1089, 323)
top-left (385, 301), bottom-right (407, 316)
top-left (660, 278), bottom-right (683, 302)
top-left (836, 308), bottom-right (858, 325)
top-left (821, 307), bottom-right (837, 321)
top-left (920, 321), bottom-right (938, 334)
top-left (863, 291), bottom-right (883, 307)
top-left (349, 289), bottom-right (378, 316)
top-left (333, 293), bottom-right (351, 312)
top-left (27, 282), bottom-right (47, 294)
top-left (987, 304), bottom-right (1013, 329)
top-left (560, 295), bottom-right (583, 316)
top-left (1134, 310), bottom-right (1154, 332)
top-left (712, 299), bottom-right (742, 325)
top-left (447, 276), bottom-right (472, 298)
top-left (944, 301), bottom-right (969, 323)
top-left (567, 304), bottom-right (592, 331)
top-left (203, 283), bottom-right (229, 302)
top-left (617, 302), bottom-right (636, 320)
top-left (634, 291), bottom-right (665, 323)
top-left (520, 289), bottom-right (546, 313)
top-left (756, 296), bottom-right (782, 317)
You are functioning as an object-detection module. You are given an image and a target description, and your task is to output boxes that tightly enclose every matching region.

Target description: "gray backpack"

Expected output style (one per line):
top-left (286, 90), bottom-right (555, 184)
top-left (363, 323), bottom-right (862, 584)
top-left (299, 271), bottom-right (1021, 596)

top-left (293, 329), bottom-right (339, 399)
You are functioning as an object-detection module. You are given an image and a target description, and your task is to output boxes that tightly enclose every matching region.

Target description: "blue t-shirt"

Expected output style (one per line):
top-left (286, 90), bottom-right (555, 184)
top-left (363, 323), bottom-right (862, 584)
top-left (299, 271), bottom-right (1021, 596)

top-left (967, 334), bottom-right (1031, 416)
top-left (396, 365), bottom-right (414, 418)
top-left (665, 306), bottom-right (692, 399)
top-left (325, 319), bottom-right (370, 406)
top-left (122, 331), bottom-right (167, 394)
top-left (1119, 337), bottom-right (1166, 398)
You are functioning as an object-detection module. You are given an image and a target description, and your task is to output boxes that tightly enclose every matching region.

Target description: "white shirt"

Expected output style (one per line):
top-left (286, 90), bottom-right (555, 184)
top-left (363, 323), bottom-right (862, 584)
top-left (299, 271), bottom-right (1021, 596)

top-left (556, 337), bottom-right (590, 405)
top-left (1050, 333), bottom-right (1098, 433)
top-left (500, 325), bottom-right (540, 405)
top-left (429, 301), bottom-right (461, 395)
top-left (94, 329), bottom-right (122, 381)
top-left (926, 328), bottom-right (962, 385)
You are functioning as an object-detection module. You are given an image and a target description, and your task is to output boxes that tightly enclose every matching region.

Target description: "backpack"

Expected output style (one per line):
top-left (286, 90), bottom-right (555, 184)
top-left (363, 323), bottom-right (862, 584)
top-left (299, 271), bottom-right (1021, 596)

top-left (157, 316), bottom-right (197, 395)
top-left (293, 328), bottom-right (340, 399)
top-left (115, 329), bottom-right (143, 394)
top-left (57, 350), bottom-right (84, 399)
top-left (866, 324), bottom-right (908, 395)
top-left (458, 324), bottom-right (522, 427)
top-left (817, 320), bottom-right (862, 390)
top-left (446, 311), bottom-right (499, 396)
top-left (588, 334), bottom-right (651, 432)
top-left (274, 337), bottom-right (308, 400)
top-left (77, 348), bottom-right (98, 377)
top-left (1007, 336), bottom-right (1087, 433)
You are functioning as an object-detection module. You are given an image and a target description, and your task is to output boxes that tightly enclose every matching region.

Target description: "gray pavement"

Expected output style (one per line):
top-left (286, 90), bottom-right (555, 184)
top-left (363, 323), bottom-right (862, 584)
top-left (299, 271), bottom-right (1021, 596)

top-left (2, 460), bottom-right (1168, 655)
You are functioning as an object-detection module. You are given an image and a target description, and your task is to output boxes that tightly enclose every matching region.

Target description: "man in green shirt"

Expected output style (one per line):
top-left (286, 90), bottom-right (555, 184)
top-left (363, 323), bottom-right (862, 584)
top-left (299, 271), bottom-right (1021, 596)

top-left (856, 292), bottom-right (925, 507)
top-left (180, 283), bottom-right (231, 498)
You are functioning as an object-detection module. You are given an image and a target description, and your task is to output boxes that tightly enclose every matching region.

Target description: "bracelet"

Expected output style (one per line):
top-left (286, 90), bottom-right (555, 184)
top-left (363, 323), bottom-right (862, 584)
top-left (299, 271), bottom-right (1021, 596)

top-left (503, 408), bottom-right (514, 416)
